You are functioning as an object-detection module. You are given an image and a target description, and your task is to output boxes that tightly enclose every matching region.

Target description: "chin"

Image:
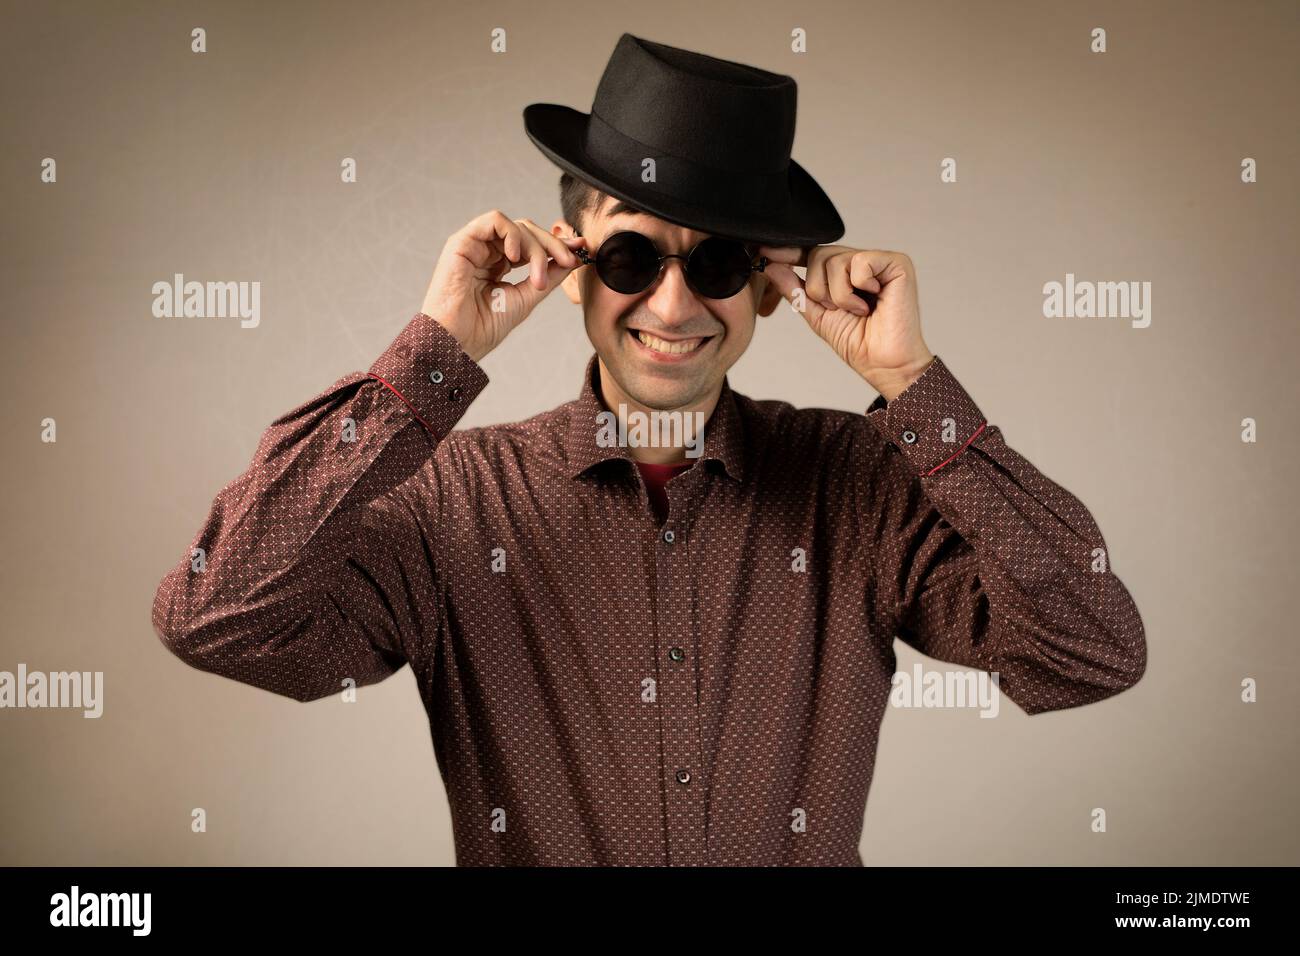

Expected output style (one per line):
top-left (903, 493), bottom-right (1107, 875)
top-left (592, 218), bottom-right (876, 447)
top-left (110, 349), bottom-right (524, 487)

top-left (601, 335), bottom-right (730, 405)
top-left (642, 370), bottom-right (723, 410)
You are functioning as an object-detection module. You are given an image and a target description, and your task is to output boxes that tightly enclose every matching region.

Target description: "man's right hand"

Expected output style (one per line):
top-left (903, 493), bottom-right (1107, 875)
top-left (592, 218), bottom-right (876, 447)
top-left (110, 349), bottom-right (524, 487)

top-left (420, 210), bottom-right (587, 363)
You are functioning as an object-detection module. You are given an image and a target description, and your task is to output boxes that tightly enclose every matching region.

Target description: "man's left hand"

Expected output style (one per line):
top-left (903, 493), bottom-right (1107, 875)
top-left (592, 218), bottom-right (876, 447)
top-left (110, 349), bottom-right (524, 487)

top-left (759, 244), bottom-right (935, 402)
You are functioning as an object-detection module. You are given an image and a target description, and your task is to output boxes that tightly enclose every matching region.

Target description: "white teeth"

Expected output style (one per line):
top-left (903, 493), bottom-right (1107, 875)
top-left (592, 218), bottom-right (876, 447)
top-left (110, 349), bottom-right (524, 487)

top-left (636, 331), bottom-right (706, 354)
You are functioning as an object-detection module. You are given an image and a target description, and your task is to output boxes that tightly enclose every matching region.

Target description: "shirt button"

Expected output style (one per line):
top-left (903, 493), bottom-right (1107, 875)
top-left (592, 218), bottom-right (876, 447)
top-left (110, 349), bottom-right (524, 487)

top-left (901, 429), bottom-right (918, 444)
top-left (675, 769), bottom-right (691, 785)
top-left (448, 386), bottom-right (462, 402)
top-left (429, 369), bottom-right (445, 384)
top-left (669, 647), bottom-right (685, 662)
top-left (662, 529), bottom-right (675, 544)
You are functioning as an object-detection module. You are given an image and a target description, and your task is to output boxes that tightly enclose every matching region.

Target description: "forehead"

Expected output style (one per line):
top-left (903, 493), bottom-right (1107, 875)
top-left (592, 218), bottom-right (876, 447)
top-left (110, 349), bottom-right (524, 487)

top-left (592, 195), bottom-right (710, 246)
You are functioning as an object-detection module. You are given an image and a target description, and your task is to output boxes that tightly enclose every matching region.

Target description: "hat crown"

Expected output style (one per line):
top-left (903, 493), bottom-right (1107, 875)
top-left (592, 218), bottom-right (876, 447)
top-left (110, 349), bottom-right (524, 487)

top-left (521, 32), bottom-right (843, 246)
top-left (589, 34), bottom-right (796, 174)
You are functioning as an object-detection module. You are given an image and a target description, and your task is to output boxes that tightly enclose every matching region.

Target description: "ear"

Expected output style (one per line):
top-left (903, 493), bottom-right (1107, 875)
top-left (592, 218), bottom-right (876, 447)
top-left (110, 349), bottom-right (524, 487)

top-left (552, 218), bottom-right (583, 305)
top-left (755, 273), bottom-right (784, 317)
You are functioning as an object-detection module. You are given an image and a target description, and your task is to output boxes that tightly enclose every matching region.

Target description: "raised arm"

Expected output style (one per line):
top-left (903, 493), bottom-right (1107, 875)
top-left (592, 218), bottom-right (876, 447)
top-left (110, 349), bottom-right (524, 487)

top-left (854, 356), bottom-right (1147, 715)
top-left (757, 244), bottom-right (1145, 713)
top-left (150, 315), bottom-right (488, 701)
top-left (151, 211), bottom-right (587, 702)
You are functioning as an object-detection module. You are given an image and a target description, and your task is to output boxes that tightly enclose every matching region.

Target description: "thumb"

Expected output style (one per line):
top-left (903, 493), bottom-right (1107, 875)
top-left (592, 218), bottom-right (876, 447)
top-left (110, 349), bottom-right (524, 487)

top-left (507, 258), bottom-right (572, 320)
top-left (763, 261), bottom-right (823, 325)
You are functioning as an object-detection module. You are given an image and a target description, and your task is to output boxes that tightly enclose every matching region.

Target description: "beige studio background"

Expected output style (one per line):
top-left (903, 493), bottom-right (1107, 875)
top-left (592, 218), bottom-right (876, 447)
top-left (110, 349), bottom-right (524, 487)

top-left (1, 0), bottom-right (1297, 865)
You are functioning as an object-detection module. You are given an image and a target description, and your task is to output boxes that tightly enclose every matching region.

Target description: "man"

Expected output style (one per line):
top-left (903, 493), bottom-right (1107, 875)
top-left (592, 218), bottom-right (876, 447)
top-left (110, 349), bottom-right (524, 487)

top-left (152, 34), bottom-right (1145, 866)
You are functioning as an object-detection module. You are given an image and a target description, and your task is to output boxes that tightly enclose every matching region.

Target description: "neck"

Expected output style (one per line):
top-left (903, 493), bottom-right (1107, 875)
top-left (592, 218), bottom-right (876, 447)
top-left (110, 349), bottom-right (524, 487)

top-left (595, 358), bottom-right (719, 466)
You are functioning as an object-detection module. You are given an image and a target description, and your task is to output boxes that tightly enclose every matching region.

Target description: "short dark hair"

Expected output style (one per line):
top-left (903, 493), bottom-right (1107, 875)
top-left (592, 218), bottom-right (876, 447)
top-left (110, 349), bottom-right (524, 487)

top-left (559, 171), bottom-right (605, 236)
top-left (559, 171), bottom-right (767, 297)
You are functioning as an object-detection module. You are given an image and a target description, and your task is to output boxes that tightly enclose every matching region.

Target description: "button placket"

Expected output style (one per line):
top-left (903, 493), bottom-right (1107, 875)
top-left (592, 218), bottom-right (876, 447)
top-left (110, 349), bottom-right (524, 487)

top-left (652, 474), bottom-right (709, 866)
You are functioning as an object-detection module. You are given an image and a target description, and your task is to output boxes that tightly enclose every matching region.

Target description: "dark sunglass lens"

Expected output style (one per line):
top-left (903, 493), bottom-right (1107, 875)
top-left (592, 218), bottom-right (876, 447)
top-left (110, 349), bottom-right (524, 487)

top-left (596, 232), bottom-right (660, 295)
top-left (688, 238), bottom-right (753, 298)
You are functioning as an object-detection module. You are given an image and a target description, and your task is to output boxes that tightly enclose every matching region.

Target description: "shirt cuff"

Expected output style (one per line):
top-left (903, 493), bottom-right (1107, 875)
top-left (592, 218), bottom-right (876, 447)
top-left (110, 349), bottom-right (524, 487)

top-left (368, 312), bottom-right (490, 437)
top-left (864, 355), bottom-right (988, 476)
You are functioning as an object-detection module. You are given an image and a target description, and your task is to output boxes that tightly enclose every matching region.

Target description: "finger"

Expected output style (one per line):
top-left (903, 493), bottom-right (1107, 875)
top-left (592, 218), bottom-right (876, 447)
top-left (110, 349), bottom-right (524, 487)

top-left (762, 261), bottom-right (824, 324)
top-left (848, 254), bottom-right (883, 295)
top-left (457, 210), bottom-right (526, 272)
top-left (827, 252), bottom-right (870, 315)
top-left (508, 256), bottom-right (572, 314)
top-left (488, 223), bottom-right (546, 291)
top-left (756, 244), bottom-right (808, 266)
top-left (848, 249), bottom-right (907, 288)
top-left (501, 224), bottom-right (550, 290)
top-left (446, 226), bottom-right (503, 272)
top-left (802, 250), bottom-right (831, 309)
top-left (847, 255), bottom-right (883, 313)
top-left (519, 218), bottom-right (580, 269)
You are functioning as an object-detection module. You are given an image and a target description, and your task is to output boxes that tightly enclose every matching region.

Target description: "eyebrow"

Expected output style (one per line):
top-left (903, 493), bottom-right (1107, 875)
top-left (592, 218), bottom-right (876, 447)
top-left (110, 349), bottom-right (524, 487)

top-left (603, 199), bottom-right (719, 242)
top-left (596, 199), bottom-right (754, 254)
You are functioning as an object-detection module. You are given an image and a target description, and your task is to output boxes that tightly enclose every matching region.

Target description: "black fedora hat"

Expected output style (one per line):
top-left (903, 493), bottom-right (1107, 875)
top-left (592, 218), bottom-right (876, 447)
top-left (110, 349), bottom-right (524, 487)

top-left (523, 33), bottom-right (844, 247)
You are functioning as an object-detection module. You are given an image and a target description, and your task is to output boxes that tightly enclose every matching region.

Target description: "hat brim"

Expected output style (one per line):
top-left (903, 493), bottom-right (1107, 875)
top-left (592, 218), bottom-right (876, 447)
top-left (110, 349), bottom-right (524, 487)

top-left (523, 103), bottom-right (844, 248)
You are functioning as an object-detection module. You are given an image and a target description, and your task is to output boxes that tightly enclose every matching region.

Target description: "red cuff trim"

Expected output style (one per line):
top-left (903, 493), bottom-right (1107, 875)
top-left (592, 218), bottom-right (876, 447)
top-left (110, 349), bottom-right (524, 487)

top-left (368, 373), bottom-right (436, 436)
top-left (923, 421), bottom-right (987, 476)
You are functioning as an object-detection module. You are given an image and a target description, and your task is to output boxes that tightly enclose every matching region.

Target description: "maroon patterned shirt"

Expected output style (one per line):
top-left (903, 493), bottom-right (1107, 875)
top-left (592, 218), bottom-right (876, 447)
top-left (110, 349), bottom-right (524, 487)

top-left (152, 310), bottom-right (1146, 866)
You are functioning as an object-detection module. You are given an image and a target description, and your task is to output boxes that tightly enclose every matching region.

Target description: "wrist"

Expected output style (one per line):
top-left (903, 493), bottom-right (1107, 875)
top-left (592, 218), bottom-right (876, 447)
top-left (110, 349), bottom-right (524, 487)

top-left (429, 315), bottom-right (488, 364)
top-left (868, 351), bottom-right (935, 402)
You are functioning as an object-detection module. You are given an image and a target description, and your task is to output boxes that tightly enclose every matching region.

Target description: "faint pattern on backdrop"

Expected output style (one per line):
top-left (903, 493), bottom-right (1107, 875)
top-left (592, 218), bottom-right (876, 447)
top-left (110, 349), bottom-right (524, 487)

top-left (1, 0), bottom-right (1297, 865)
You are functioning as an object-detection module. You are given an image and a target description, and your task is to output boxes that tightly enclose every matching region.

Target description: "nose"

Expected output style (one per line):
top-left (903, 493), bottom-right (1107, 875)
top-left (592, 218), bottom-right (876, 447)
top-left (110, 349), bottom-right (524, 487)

top-left (644, 256), bottom-right (705, 328)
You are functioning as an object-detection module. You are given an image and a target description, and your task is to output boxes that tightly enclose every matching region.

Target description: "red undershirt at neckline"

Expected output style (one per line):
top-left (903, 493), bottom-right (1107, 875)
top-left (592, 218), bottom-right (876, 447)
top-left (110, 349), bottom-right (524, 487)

top-left (635, 460), bottom-right (695, 524)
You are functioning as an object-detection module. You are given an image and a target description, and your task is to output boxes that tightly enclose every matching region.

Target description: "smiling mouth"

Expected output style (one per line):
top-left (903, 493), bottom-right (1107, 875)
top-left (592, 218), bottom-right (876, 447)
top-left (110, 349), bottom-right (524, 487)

top-left (628, 329), bottom-right (715, 355)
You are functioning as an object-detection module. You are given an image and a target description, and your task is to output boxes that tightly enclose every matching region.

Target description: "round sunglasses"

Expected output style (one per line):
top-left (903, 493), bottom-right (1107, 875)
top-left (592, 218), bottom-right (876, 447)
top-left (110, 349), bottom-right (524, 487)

top-left (572, 229), bottom-right (769, 300)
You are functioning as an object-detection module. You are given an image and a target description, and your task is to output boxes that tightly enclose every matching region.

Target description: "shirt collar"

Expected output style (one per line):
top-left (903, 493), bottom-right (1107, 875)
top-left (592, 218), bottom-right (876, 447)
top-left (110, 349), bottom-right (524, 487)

top-left (565, 353), bottom-right (746, 483)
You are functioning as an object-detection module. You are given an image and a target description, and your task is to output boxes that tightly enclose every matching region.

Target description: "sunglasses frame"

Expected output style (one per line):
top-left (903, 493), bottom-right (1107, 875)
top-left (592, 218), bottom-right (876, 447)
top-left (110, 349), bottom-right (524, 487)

top-left (571, 228), bottom-right (769, 300)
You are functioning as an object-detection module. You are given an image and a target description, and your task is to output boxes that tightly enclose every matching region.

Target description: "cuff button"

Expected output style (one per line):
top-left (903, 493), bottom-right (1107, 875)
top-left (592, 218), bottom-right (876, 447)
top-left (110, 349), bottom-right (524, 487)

top-left (429, 369), bottom-right (445, 384)
top-left (448, 386), bottom-right (462, 401)
top-left (901, 429), bottom-right (918, 444)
